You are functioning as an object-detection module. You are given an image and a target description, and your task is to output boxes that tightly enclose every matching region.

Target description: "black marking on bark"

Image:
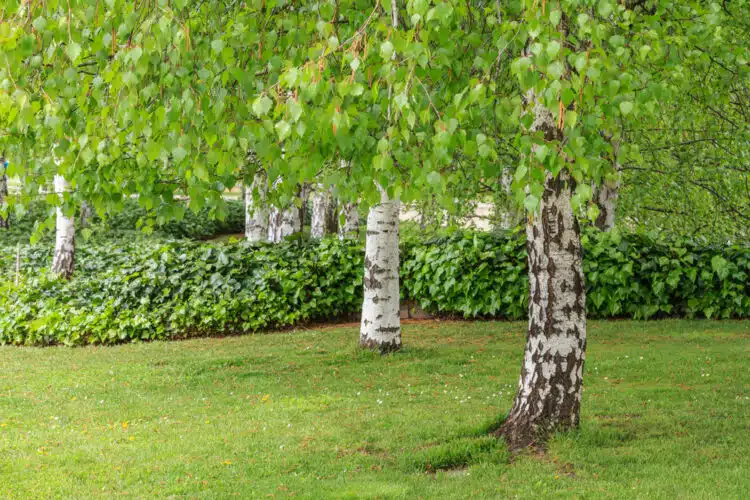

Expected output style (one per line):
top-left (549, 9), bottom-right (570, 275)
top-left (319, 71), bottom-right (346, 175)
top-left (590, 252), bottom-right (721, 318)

top-left (363, 256), bottom-right (383, 289)
top-left (359, 335), bottom-right (401, 354)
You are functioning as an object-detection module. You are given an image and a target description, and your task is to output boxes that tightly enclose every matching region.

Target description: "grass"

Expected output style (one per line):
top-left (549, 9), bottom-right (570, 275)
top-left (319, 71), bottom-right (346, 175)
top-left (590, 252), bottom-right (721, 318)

top-left (1, 320), bottom-right (748, 498)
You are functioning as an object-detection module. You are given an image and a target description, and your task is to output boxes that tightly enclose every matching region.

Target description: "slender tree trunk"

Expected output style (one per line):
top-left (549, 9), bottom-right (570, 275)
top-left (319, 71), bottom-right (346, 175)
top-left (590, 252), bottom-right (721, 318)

top-left (80, 202), bottom-right (93, 228)
top-left (593, 180), bottom-right (619, 231)
top-left (51, 175), bottom-right (75, 279)
top-left (0, 157), bottom-right (8, 229)
top-left (359, 192), bottom-right (401, 352)
top-left (497, 90), bottom-right (587, 450)
top-left (245, 170), bottom-right (268, 243)
top-left (339, 202), bottom-right (359, 239)
top-left (498, 167), bottom-right (523, 230)
top-left (359, 0), bottom-right (401, 352)
top-left (325, 193), bottom-right (339, 235)
top-left (593, 140), bottom-right (620, 232)
top-left (310, 184), bottom-right (329, 239)
top-left (267, 190), bottom-right (301, 243)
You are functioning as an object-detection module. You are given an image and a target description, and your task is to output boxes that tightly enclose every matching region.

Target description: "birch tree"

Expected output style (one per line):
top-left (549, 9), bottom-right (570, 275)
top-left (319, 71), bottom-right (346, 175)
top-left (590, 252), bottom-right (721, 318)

top-left (245, 170), bottom-right (268, 243)
top-left (0, 156), bottom-right (8, 229)
top-left (338, 202), bottom-right (359, 240)
top-left (310, 184), bottom-right (331, 239)
top-left (51, 175), bottom-right (75, 279)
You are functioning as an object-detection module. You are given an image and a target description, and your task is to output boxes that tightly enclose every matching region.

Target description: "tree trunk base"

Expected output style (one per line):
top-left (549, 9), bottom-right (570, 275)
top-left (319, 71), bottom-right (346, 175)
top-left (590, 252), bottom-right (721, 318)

top-left (359, 336), bottom-right (402, 354)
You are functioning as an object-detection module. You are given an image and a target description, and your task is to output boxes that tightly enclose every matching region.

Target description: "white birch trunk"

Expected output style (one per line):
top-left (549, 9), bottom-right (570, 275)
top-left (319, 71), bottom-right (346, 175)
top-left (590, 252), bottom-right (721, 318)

top-left (267, 198), bottom-right (301, 243)
top-left (594, 140), bottom-right (620, 232)
top-left (80, 202), bottom-right (93, 228)
top-left (0, 157), bottom-right (8, 229)
top-left (593, 180), bottom-right (619, 231)
top-left (497, 167), bottom-right (522, 230)
top-left (338, 202), bottom-right (359, 240)
top-left (359, 0), bottom-right (402, 352)
top-left (359, 192), bottom-right (401, 352)
top-left (245, 170), bottom-right (268, 243)
top-left (51, 175), bottom-right (75, 279)
top-left (497, 90), bottom-right (586, 450)
top-left (310, 184), bottom-right (329, 239)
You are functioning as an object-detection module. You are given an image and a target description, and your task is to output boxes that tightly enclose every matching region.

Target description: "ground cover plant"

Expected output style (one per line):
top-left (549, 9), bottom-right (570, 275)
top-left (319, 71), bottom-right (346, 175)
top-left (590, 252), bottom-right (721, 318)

top-left (1, 320), bottom-right (748, 498)
top-left (1, 228), bottom-right (747, 346)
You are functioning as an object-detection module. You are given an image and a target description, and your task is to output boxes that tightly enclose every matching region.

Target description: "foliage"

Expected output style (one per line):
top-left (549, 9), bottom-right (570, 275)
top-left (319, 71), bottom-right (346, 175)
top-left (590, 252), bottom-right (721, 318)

top-left (403, 229), bottom-right (750, 320)
top-left (103, 197), bottom-right (245, 239)
top-left (4, 1), bottom-right (744, 226)
top-left (1, 229), bottom-right (747, 345)
top-left (1, 320), bottom-right (749, 497)
top-left (0, 238), bottom-right (363, 345)
top-left (0, 198), bottom-right (245, 245)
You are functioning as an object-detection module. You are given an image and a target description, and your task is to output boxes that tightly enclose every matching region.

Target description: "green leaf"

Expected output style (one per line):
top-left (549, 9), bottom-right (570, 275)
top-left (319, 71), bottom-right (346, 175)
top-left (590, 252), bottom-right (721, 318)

top-left (380, 41), bottom-right (394, 60)
top-left (66, 42), bottom-right (82, 63)
top-left (172, 147), bottom-right (187, 163)
top-left (211, 39), bottom-right (225, 53)
top-left (534, 145), bottom-right (549, 163)
top-left (619, 101), bottom-right (633, 115)
top-left (252, 96), bottom-right (273, 117)
top-left (275, 120), bottom-right (291, 141)
top-left (524, 194), bottom-right (540, 213)
top-left (546, 41), bottom-right (561, 59)
top-left (711, 256), bottom-right (729, 280)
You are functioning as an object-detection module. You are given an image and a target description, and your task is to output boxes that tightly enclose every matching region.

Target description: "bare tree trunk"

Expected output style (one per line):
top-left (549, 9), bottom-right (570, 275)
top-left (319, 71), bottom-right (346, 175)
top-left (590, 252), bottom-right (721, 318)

top-left (497, 167), bottom-right (523, 230)
top-left (299, 182), bottom-right (310, 232)
top-left (338, 202), bottom-right (359, 239)
top-left (80, 202), bottom-right (93, 228)
top-left (359, 192), bottom-right (401, 352)
top-left (497, 171), bottom-right (586, 449)
top-left (245, 170), bottom-right (268, 243)
top-left (593, 180), bottom-right (619, 231)
top-left (326, 193), bottom-right (339, 235)
top-left (593, 140), bottom-right (620, 232)
top-left (267, 183), bottom-right (301, 244)
top-left (496, 89), bottom-right (587, 450)
top-left (0, 156), bottom-right (8, 230)
top-left (51, 175), bottom-right (75, 279)
top-left (310, 184), bottom-right (329, 239)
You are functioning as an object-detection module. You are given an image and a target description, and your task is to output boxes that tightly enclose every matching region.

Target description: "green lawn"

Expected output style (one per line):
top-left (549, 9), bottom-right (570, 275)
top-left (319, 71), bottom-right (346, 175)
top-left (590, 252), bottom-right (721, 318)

top-left (1, 320), bottom-right (748, 498)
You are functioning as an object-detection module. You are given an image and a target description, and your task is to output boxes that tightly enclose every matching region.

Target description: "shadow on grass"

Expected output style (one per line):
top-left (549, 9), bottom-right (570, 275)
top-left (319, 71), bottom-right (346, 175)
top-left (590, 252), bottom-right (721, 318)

top-left (397, 415), bottom-right (510, 473)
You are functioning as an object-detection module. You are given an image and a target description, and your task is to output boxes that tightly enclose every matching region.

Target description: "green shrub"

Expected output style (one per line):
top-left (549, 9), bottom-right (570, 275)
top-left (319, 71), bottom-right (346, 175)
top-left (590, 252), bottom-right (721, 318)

top-left (1, 228), bottom-right (747, 345)
top-left (0, 238), bottom-right (363, 345)
top-left (0, 198), bottom-right (245, 245)
top-left (104, 198), bottom-right (245, 239)
top-left (402, 228), bottom-right (750, 321)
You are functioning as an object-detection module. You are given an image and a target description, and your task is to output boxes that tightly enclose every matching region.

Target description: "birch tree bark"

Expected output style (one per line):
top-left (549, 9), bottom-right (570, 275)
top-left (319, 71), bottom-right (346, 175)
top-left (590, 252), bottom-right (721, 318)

top-left (0, 156), bottom-right (8, 229)
top-left (497, 91), bottom-right (587, 450)
top-left (267, 182), bottom-right (301, 243)
top-left (325, 193), bottom-right (339, 235)
top-left (359, 0), bottom-right (402, 353)
top-left (79, 202), bottom-right (93, 228)
top-left (359, 192), bottom-right (401, 352)
top-left (51, 175), bottom-right (75, 279)
top-left (310, 184), bottom-right (329, 239)
top-left (594, 140), bottom-right (620, 232)
top-left (245, 170), bottom-right (268, 243)
top-left (593, 180), bottom-right (619, 231)
top-left (338, 202), bottom-right (359, 239)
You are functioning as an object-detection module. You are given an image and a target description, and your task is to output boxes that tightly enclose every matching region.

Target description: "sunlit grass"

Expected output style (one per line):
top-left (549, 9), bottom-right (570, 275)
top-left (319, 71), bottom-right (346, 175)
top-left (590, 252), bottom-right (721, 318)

top-left (1, 320), bottom-right (748, 497)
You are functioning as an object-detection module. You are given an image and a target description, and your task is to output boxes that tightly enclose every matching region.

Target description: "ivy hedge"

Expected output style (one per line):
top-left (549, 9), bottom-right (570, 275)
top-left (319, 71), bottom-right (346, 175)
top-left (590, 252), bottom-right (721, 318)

top-left (2, 198), bottom-right (245, 245)
top-left (0, 229), bottom-right (747, 345)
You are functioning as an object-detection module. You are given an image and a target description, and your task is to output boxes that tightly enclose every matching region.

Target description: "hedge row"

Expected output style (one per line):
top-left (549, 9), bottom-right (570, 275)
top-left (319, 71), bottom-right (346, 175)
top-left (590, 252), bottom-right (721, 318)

top-left (2, 198), bottom-right (245, 245)
top-left (1, 229), bottom-right (747, 345)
